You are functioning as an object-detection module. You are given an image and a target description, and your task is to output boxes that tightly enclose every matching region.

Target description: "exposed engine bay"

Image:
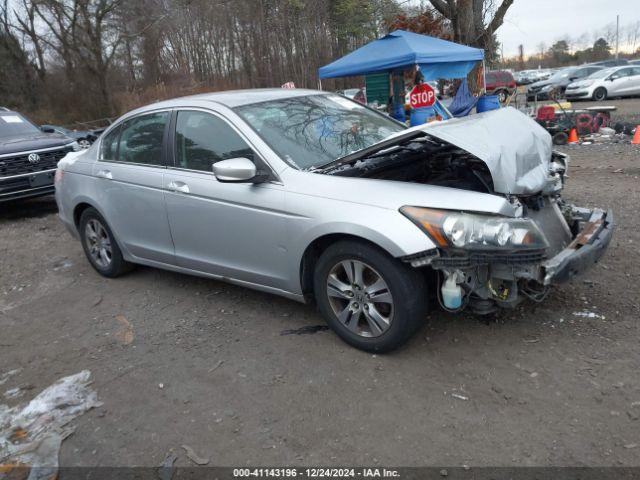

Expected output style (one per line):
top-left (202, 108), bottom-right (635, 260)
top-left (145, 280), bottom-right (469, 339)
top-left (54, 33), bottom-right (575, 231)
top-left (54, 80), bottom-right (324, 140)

top-left (326, 136), bottom-right (495, 194)
top-left (316, 129), bottom-right (612, 316)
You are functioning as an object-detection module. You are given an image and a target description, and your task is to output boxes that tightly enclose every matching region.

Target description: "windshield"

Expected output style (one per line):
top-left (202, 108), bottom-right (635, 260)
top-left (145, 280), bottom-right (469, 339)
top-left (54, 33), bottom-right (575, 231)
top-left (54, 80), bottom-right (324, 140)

top-left (548, 68), bottom-right (574, 81)
top-left (588, 68), bottom-right (616, 79)
top-left (235, 94), bottom-right (404, 170)
top-left (0, 113), bottom-right (41, 139)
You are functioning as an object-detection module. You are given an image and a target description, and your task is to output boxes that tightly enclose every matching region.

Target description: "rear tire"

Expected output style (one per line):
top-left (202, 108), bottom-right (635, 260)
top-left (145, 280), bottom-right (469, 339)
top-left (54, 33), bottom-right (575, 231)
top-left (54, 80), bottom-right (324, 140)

top-left (313, 240), bottom-right (427, 353)
top-left (79, 207), bottom-right (133, 278)
top-left (593, 87), bottom-right (607, 101)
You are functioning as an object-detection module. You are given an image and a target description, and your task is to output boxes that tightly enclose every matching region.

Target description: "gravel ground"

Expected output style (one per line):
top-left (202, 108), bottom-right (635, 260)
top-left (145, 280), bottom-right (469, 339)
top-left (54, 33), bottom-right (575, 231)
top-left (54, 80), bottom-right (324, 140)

top-left (1, 99), bottom-right (639, 470)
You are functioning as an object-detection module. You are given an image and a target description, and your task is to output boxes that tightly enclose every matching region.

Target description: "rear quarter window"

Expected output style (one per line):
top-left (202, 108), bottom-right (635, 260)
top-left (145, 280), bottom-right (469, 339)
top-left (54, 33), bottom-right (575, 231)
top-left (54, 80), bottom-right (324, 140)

top-left (99, 125), bottom-right (121, 161)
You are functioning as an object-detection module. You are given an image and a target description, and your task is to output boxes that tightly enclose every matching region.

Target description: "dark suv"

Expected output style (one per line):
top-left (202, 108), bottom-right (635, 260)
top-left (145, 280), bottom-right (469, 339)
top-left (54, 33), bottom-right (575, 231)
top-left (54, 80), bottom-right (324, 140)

top-left (0, 108), bottom-right (79, 202)
top-left (485, 70), bottom-right (517, 103)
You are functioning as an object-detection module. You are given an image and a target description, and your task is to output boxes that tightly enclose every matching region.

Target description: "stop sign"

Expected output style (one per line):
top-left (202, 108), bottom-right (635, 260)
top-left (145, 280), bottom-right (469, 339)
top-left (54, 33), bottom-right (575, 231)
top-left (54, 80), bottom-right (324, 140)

top-left (409, 83), bottom-right (436, 108)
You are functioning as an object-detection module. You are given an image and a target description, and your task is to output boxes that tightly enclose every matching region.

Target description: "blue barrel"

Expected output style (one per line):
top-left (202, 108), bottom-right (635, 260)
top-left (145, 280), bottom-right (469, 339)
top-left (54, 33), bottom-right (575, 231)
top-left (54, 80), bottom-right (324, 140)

top-left (391, 103), bottom-right (406, 122)
top-left (410, 106), bottom-right (435, 126)
top-left (477, 95), bottom-right (500, 113)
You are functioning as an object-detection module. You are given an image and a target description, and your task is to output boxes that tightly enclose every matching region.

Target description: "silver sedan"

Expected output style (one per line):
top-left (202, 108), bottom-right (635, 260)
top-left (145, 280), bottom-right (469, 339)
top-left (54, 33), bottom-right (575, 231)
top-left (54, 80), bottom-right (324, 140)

top-left (55, 89), bottom-right (613, 352)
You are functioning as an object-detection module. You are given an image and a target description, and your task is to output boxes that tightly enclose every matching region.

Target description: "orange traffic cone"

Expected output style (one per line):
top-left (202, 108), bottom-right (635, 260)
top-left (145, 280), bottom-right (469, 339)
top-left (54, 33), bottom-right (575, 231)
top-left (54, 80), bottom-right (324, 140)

top-left (632, 125), bottom-right (640, 145)
top-left (567, 128), bottom-right (579, 144)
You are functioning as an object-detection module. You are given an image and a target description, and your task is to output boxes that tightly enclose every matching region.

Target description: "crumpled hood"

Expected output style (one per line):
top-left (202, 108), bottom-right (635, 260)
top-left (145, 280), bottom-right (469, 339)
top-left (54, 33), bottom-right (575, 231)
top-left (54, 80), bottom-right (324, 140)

top-left (414, 107), bottom-right (553, 195)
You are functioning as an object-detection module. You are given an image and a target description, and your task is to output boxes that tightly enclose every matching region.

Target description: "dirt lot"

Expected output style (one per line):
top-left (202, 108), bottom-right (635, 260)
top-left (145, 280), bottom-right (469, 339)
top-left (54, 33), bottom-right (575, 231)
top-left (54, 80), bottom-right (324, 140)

top-left (1, 99), bottom-right (639, 469)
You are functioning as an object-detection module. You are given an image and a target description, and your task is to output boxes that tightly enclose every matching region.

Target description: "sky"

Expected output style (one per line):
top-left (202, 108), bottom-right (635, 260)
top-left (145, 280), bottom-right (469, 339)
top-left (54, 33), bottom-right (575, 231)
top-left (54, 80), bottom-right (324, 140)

top-left (497, 0), bottom-right (640, 58)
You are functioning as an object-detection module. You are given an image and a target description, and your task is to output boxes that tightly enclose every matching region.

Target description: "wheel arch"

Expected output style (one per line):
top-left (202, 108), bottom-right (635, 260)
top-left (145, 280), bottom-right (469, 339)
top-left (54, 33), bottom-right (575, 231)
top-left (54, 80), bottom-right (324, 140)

top-left (296, 213), bottom-right (436, 300)
top-left (73, 201), bottom-right (95, 228)
top-left (300, 233), bottom-right (395, 301)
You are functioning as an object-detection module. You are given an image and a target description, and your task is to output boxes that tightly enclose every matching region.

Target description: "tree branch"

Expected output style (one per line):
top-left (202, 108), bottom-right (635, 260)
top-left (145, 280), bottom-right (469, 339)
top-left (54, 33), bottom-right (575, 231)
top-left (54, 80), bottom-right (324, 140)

top-left (483, 0), bottom-right (513, 36)
top-left (429, 0), bottom-right (451, 19)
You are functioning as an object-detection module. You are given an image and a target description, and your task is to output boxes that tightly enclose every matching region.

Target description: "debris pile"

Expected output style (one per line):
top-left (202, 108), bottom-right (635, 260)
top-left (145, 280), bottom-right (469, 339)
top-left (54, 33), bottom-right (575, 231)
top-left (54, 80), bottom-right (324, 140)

top-left (0, 370), bottom-right (101, 478)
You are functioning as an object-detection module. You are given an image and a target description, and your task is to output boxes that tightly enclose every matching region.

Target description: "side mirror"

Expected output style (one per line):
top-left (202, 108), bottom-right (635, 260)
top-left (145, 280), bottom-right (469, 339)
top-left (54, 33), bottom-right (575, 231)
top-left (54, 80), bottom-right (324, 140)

top-left (213, 157), bottom-right (266, 183)
top-left (41, 126), bottom-right (55, 133)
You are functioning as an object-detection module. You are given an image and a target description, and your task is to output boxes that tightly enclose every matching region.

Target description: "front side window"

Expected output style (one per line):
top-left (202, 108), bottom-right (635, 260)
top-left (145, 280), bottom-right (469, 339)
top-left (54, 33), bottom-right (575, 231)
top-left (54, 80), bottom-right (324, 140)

top-left (235, 94), bottom-right (404, 170)
top-left (118, 112), bottom-right (168, 166)
top-left (174, 110), bottom-right (255, 172)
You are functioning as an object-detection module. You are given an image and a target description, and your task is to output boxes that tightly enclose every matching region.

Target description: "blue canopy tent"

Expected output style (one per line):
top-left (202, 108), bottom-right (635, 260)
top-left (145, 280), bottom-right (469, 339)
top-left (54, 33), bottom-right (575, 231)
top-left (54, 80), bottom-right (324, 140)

top-left (318, 30), bottom-right (484, 81)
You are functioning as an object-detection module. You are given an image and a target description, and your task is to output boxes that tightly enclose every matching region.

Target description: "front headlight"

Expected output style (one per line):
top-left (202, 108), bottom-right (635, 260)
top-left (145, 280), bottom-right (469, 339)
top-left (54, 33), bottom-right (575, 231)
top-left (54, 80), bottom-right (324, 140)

top-left (540, 84), bottom-right (553, 92)
top-left (400, 207), bottom-right (549, 251)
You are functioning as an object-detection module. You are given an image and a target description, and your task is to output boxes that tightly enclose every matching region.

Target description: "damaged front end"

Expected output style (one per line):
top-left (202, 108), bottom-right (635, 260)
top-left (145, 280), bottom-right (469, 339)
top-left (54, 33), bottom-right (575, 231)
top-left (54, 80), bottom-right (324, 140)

top-left (400, 199), bottom-right (613, 314)
top-left (391, 147), bottom-right (614, 315)
top-left (317, 107), bottom-right (614, 314)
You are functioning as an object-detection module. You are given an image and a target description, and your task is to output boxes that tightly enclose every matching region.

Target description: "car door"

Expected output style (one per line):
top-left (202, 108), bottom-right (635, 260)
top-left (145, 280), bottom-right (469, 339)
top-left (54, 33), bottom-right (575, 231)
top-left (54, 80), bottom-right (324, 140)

top-left (92, 111), bottom-right (175, 264)
top-left (627, 67), bottom-right (640, 95)
top-left (163, 108), bottom-right (288, 290)
top-left (607, 68), bottom-right (633, 96)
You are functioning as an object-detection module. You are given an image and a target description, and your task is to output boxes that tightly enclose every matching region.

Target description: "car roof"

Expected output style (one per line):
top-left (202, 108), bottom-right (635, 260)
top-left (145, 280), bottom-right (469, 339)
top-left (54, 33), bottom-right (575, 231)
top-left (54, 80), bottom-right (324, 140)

top-left (136, 88), bottom-right (324, 113)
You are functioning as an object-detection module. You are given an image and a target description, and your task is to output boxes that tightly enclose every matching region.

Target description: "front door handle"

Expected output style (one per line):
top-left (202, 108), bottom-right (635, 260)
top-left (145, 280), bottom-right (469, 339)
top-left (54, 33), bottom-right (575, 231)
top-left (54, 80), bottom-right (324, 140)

top-left (167, 180), bottom-right (190, 194)
top-left (96, 169), bottom-right (112, 180)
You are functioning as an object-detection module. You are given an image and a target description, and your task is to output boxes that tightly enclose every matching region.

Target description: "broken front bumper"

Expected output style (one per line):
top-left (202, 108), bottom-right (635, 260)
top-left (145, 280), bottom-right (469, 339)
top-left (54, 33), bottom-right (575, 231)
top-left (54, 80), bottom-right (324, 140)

top-left (542, 209), bottom-right (614, 285)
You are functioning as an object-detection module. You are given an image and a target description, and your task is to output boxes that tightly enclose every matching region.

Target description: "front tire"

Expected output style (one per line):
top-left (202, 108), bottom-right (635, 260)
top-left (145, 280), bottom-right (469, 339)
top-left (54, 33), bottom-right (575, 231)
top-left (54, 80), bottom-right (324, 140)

top-left (79, 207), bottom-right (132, 277)
top-left (593, 87), bottom-right (607, 101)
top-left (313, 240), bottom-right (427, 353)
top-left (496, 90), bottom-right (508, 103)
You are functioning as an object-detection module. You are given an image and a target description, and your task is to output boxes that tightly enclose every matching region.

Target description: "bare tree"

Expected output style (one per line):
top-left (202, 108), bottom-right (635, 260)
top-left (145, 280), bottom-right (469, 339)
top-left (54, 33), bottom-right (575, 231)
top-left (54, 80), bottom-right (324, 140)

top-left (428, 0), bottom-right (514, 49)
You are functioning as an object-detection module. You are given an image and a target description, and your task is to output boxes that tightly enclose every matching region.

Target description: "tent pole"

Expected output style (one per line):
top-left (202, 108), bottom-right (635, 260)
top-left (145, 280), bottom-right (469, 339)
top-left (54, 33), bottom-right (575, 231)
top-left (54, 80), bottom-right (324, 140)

top-left (482, 59), bottom-right (486, 94)
top-left (318, 79), bottom-right (323, 91)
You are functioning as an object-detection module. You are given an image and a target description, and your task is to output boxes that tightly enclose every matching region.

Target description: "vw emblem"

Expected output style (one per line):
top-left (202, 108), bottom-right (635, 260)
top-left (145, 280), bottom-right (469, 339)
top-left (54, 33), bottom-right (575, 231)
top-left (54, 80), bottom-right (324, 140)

top-left (28, 153), bottom-right (40, 164)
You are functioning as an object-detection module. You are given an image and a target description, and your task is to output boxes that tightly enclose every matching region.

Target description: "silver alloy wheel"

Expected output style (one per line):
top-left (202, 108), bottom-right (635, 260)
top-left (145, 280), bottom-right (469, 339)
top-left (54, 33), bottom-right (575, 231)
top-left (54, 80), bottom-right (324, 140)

top-left (85, 218), bottom-right (112, 268)
top-left (78, 139), bottom-right (91, 149)
top-left (326, 259), bottom-right (394, 338)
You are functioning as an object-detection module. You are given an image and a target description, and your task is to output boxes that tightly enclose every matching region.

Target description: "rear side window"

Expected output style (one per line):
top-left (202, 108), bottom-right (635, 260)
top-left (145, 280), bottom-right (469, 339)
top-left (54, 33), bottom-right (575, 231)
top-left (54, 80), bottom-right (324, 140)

top-left (99, 125), bottom-right (120, 161)
top-left (486, 72), bottom-right (497, 83)
top-left (174, 110), bottom-right (255, 172)
top-left (118, 112), bottom-right (169, 166)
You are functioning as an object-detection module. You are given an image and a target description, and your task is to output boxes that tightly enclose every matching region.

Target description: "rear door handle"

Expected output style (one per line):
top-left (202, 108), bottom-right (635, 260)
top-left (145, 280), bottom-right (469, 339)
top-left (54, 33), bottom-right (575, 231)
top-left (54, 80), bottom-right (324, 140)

top-left (96, 169), bottom-right (112, 180)
top-left (167, 180), bottom-right (190, 194)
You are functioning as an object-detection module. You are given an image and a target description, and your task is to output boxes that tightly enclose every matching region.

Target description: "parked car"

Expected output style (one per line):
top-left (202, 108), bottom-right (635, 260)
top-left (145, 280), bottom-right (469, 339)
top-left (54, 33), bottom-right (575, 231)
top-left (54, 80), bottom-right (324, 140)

top-left (41, 125), bottom-right (101, 148)
top-left (55, 90), bottom-right (613, 352)
top-left (514, 70), bottom-right (534, 86)
top-left (590, 59), bottom-right (628, 67)
top-left (527, 65), bottom-right (604, 101)
top-left (627, 59), bottom-right (640, 65)
top-left (566, 65), bottom-right (640, 101)
top-left (0, 108), bottom-right (80, 202)
top-left (485, 70), bottom-right (516, 102)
